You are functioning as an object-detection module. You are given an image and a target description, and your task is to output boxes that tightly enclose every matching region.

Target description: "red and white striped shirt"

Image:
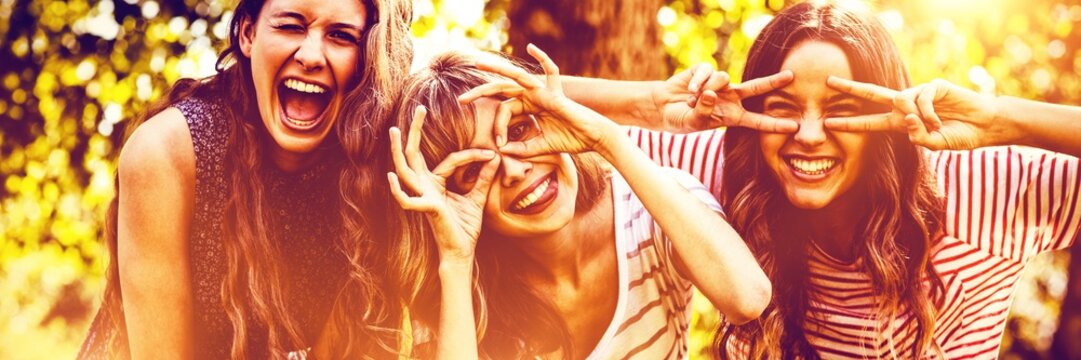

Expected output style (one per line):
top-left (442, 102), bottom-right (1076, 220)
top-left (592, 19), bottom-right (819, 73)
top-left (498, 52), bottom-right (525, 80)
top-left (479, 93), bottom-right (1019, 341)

top-left (627, 127), bottom-right (1081, 359)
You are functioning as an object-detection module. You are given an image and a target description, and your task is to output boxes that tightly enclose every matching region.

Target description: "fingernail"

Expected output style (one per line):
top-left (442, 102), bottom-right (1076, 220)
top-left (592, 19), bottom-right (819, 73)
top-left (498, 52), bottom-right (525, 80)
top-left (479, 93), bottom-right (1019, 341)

top-left (482, 149), bottom-right (496, 157)
top-left (496, 135), bottom-right (505, 147)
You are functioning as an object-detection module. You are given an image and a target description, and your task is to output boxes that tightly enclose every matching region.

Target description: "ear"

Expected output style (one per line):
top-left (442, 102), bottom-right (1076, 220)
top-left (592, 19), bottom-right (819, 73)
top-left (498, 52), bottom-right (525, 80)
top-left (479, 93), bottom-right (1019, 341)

top-left (238, 15), bottom-right (256, 58)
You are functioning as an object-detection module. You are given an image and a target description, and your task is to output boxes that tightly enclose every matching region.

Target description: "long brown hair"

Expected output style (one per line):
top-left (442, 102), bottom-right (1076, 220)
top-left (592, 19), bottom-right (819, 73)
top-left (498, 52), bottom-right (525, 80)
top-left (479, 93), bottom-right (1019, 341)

top-left (389, 51), bottom-right (608, 358)
top-left (715, 2), bottom-right (945, 358)
top-left (95, 0), bottom-right (413, 358)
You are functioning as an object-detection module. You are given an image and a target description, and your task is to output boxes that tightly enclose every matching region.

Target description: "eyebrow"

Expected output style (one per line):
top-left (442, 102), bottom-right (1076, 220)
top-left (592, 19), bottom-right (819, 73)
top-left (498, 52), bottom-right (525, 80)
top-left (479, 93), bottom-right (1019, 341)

top-left (766, 89), bottom-right (799, 102)
top-left (271, 11), bottom-right (364, 33)
top-left (825, 93), bottom-right (860, 104)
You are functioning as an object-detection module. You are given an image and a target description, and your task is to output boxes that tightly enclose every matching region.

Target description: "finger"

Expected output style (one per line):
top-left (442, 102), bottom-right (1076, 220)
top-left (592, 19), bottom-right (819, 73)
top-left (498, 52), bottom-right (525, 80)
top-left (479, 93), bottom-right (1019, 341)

top-left (732, 112), bottom-right (799, 133)
top-left (694, 89), bottom-right (718, 121)
top-left (903, 112), bottom-right (947, 150)
top-left (458, 81), bottom-right (526, 105)
top-left (406, 106), bottom-right (429, 172)
top-left (826, 76), bottom-right (898, 104)
top-left (493, 98), bottom-right (525, 147)
top-left (893, 86), bottom-right (921, 118)
top-left (431, 149), bottom-right (498, 178)
top-left (735, 70), bottom-right (793, 98)
top-left (687, 64), bottom-right (713, 94)
top-left (527, 44), bottom-right (563, 93)
top-left (702, 71), bottom-right (731, 93)
top-left (466, 156), bottom-right (502, 204)
top-left (823, 113), bottom-right (903, 132)
top-left (916, 83), bottom-right (943, 131)
top-left (387, 172), bottom-right (429, 211)
top-left (498, 138), bottom-right (550, 158)
top-left (389, 127), bottom-right (428, 193)
top-left (389, 127), bottom-right (414, 177)
top-left (473, 58), bottom-right (544, 90)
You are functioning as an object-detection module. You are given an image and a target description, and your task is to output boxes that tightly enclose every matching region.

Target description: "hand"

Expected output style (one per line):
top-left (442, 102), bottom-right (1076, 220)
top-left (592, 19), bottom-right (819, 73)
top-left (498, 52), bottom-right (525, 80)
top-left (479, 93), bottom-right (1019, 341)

top-left (824, 77), bottom-right (1003, 150)
top-left (657, 64), bottom-right (798, 133)
top-left (387, 105), bottom-right (501, 263)
top-left (458, 44), bottom-right (620, 157)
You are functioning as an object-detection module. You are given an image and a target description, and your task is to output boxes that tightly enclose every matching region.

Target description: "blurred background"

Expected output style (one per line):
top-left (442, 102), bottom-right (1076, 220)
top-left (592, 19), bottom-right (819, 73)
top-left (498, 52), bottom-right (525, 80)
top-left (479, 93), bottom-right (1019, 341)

top-left (1, 0), bottom-right (1079, 358)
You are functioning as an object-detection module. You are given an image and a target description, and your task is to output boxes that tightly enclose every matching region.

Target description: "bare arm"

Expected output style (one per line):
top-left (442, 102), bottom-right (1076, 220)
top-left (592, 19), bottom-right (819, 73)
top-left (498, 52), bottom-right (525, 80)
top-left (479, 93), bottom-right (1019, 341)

top-left (595, 126), bottom-right (771, 325)
top-left (117, 107), bottom-right (196, 359)
top-left (995, 96), bottom-right (1081, 157)
top-left (826, 77), bottom-right (1081, 157)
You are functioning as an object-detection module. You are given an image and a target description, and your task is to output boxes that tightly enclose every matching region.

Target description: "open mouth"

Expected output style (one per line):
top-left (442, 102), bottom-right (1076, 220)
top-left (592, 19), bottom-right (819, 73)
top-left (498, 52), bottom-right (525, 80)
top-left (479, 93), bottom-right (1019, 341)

top-left (277, 78), bottom-right (333, 131)
top-left (510, 172), bottom-right (559, 215)
top-left (784, 156), bottom-right (839, 177)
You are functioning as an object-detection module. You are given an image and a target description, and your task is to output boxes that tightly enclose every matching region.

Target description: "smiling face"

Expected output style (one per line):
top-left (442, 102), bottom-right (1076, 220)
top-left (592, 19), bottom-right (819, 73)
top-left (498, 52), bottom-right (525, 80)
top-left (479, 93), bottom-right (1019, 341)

top-left (239, 0), bottom-right (367, 170)
top-left (447, 97), bottom-right (580, 238)
top-left (758, 40), bottom-right (870, 210)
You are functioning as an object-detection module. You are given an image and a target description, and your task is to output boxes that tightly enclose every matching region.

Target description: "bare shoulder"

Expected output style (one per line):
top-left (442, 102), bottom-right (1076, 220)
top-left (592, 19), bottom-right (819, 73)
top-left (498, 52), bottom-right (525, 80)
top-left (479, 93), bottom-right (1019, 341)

top-left (118, 107), bottom-right (196, 187)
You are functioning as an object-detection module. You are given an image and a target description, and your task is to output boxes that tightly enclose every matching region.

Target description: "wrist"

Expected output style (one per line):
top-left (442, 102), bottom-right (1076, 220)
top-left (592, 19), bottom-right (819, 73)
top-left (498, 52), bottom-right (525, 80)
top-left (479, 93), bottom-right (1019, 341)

top-left (438, 256), bottom-right (474, 278)
top-left (991, 95), bottom-right (1026, 147)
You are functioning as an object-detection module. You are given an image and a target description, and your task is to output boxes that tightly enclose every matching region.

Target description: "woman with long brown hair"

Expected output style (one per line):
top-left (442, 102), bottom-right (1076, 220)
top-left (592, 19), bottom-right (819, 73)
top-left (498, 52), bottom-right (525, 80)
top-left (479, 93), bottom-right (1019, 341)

top-left (78, 0), bottom-right (414, 358)
top-left (385, 48), bottom-right (771, 359)
top-left (621, 1), bottom-right (1080, 358)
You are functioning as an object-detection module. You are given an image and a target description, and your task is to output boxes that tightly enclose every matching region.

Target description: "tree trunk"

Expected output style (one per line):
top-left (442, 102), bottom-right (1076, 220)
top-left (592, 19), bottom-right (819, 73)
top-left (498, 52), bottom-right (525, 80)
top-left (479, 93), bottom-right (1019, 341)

top-left (1051, 236), bottom-right (1081, 360)
top-left (506, 0), bottom-right (667, 80)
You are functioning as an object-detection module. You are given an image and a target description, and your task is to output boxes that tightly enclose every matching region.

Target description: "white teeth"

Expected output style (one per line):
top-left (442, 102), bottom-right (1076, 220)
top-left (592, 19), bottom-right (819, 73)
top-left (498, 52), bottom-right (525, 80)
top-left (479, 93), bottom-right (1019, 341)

top-left (515, 178), bottom-right (551, 210)
top-left (284, 78), bottom-right (326, 94)
top-left (788, 158), bottom-right (837, 175)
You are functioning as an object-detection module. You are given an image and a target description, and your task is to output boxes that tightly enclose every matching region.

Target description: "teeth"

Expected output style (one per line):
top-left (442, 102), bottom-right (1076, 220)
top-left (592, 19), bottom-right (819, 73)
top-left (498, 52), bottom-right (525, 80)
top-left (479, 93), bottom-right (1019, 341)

top-left (284, 78), bottom-right (326, 94)
top-left (789, 158), bottom-right (836, 175)
top-left (515, 178), bottom-right (550, 210)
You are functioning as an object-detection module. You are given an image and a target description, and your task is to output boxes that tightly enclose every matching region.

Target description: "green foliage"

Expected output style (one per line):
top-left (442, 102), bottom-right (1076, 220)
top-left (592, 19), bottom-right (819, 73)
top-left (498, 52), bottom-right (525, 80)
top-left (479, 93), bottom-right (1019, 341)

top-left (0, 0), bottom-right (1074, 358)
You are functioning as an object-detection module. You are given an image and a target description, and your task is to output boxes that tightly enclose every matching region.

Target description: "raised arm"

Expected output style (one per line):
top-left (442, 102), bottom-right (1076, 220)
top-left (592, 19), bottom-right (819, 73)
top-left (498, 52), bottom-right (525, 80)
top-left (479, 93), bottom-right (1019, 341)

top-left (826, 77), bottom-right (1081, 157)
top-left (460, 44), bottom-right (771, 324)
top-left (116, 108), bottom-right (196, 359)
top-left (560, 64), bottom-right (797, 134)
top-left (387, 107), bottom-right (502, 360)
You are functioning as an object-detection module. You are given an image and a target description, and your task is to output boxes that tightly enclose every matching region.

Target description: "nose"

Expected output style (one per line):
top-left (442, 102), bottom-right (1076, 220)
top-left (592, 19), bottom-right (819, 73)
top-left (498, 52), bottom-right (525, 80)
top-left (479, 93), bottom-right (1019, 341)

top-left (294, 33), bottom-right (326, 71)
top-left (499, 156), bottom-right (532, 188)
top-left (794, 114), bottom-right (827, 148)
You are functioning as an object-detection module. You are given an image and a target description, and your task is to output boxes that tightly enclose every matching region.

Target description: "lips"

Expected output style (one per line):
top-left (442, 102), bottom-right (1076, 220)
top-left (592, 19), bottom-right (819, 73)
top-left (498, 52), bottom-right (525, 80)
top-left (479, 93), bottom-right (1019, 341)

top-left (509, 172), bottom-right (558, 215)
top-left (277, 77), bottom-right (333, 131)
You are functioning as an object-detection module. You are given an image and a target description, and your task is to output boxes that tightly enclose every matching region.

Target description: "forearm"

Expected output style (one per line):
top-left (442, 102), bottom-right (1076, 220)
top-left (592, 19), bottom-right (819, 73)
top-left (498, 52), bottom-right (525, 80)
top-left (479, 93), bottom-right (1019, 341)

top-left (597, 133), bottom-right (770, 324)
top-left (563, 76), bottom-right (667, 129)
top-left (995, 96), bottom-right (1081, 157)
top-left (435, 259), bottom-right (479, 360)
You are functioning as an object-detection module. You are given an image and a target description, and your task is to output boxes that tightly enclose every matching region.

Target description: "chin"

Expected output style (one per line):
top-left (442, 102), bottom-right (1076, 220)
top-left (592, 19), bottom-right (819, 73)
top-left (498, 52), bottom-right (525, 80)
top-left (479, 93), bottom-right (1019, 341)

top-left (783, 189), bottom-right (835, 210)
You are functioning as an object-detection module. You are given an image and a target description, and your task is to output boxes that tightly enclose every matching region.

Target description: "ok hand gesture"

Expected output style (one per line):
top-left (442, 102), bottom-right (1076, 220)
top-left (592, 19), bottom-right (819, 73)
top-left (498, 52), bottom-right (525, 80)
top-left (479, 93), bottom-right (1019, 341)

top-left (457, 44), bottom-right (623, 158)
top-left (387, 106), bottom-right (501, 263)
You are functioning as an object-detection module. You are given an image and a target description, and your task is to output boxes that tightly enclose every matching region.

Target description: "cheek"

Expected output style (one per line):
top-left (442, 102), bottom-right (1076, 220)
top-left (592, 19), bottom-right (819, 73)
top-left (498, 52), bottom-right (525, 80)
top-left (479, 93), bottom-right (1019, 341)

top-left (758, 133), bottom-right (786, 165)
top-left (332, 48), bottom-right (362, 87)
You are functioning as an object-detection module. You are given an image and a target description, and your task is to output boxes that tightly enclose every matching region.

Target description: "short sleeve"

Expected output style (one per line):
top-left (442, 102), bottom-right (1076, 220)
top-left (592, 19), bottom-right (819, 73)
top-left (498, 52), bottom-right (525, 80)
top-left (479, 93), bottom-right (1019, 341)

top-left (930, 146), bottom-right (1081, 263)
top-left (625, 126), bottom-right (726, 195)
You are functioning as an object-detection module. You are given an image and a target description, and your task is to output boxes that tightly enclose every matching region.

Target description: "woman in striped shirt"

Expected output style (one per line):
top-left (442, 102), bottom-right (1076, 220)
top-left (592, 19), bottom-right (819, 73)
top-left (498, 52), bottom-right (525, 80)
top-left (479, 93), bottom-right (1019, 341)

top-left (384, 49), bottom-right (771, 359)
top-left (626, 1), bottom-right (1081, 358)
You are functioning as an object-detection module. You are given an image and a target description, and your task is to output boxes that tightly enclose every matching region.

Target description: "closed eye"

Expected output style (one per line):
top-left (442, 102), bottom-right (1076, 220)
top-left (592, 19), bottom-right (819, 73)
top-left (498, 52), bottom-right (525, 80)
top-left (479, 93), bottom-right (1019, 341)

top-left (763, 101), bottom-right (800, 118)
top-left (272, 23), bottom-right (305, 33)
